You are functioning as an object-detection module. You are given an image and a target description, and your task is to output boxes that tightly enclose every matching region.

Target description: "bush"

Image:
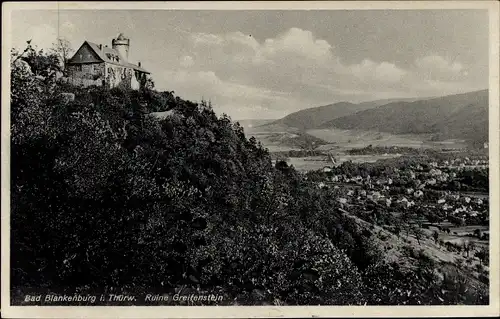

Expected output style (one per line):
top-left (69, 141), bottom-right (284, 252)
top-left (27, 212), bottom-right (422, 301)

top-left (9, 48), bottom-right (488, 305)
top-left (10, 54), bottom-right (366, 304)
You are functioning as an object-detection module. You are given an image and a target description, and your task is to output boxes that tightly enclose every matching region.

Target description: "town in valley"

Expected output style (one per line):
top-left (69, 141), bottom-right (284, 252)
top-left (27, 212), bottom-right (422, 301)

top-left (6, 7), bottom-right (495, 309)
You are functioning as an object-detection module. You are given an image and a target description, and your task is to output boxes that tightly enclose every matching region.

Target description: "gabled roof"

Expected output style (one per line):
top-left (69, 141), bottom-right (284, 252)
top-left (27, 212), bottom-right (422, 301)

top-left (70, 41), bottom-right (150, 74)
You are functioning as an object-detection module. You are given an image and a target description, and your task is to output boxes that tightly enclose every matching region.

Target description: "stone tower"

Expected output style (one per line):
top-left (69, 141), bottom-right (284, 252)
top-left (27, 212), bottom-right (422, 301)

top-left (112, 33), bottom-right (130, 61)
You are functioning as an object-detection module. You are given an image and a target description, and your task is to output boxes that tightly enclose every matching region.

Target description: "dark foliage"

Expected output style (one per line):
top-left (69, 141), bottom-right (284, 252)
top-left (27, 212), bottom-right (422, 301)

top-left (10, 49), bottom-right (488, 305)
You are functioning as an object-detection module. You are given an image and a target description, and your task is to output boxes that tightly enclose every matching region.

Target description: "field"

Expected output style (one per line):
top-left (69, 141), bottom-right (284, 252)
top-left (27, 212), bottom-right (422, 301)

top-left (248, 132), bottom-right (302, 152)
top-left (241, 120), bottom-right (469, 153)
top-left (242, 122), bottom-right (327, 152)
top-left (308, 128), bottom-right (468, 151)
top-left (284, 154), bottom-right (402, 171)
top-left (235, 119), bottom-right (276, 129)
top-left (437, 225), bottom-right (489, 248)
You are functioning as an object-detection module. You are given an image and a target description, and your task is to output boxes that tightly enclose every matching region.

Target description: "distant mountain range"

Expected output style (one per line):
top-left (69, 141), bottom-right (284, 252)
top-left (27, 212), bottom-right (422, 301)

top-left (267, 97), bottom-right (428, 131)
top-left (262, 90), bottom-right (488, 145)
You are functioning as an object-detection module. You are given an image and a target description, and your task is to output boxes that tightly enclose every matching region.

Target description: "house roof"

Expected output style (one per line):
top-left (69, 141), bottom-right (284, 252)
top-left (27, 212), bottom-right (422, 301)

top-left (73, 41), bottom-right (150, 74)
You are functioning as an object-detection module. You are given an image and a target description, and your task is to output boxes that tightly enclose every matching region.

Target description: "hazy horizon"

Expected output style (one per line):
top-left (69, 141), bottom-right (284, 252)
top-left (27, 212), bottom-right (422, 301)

top-left (235, 88), bottom-right (488, 121)
top-left (10, 9), bottom-right (489, 120)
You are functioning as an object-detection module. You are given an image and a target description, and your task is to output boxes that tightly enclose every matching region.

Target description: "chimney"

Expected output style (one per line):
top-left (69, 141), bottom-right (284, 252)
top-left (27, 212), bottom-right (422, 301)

top-left (99, 44), bottom-right (102, 50)
top-left (138, 61), bottom-right (141, 67)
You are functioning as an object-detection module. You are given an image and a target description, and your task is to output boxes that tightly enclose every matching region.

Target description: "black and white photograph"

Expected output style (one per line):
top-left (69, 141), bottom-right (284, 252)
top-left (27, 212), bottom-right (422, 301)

top-left (1, 1), bottom-right (499, 318)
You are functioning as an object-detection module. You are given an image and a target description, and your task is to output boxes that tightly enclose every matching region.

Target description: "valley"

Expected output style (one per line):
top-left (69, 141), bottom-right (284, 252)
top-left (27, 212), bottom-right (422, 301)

top-left (237, 90), bottom-right (490, 303)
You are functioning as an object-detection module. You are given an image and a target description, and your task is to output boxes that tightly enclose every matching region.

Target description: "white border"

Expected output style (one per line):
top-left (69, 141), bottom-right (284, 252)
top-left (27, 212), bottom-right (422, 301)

top-left (2, 1), bottom-right (499, 318)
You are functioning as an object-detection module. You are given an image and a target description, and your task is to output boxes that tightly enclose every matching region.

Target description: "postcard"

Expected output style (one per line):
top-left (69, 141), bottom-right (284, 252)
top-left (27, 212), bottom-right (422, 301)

top-left (2, 1), bottom-right (499, 318)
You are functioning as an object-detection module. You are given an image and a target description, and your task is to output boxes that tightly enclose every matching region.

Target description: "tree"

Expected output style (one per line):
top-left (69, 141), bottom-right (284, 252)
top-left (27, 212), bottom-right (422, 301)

top-left (21, 46), bottom-right (61, 78)
top-left (393, 225), bottom-right (402, 237)
top-left (400, 211), bottom-right (412, 237)
top-left (432, 231), bottom-right (439, 244)
top-left (10, 46), bottom-right (488, 306)
top-left (144, 77), bottom-right (155, 90)
top-left (474, 248), bottom-right (488, 266)
top-left (10, 53), bottom-right (367, 305)
top-left (297, 139), bottom-right (321, 156)
top-left (12, 40), bottom-right (33, 65)
top-left (51, 37), bottom-right (73, 74)
top-left (438, 239), bottom-right (445, 248)
top-left (427, 213), bottom-right (443, 224)
top-left (473, 229), bottom-right (482, 238)
top-left (465, 257), bottom-right (473, 267)
top-left (468, 241), bottom-right (476, 257)
top-left (463, 241), bottom-right (471, 258)
top-left (448, 215), bottom-right (464, 228)
top-left (412, 226), bottom-right (424, 245)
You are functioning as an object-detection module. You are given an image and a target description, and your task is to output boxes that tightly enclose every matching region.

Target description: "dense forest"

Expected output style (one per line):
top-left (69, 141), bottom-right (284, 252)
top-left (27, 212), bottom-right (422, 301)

top-left (10, 48), bottom-right (488, 305)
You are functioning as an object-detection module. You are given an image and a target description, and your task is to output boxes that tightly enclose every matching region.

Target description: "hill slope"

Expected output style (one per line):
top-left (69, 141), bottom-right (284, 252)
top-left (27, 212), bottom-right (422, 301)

top-left (431, 102), bottom-right (488, 143)
top-left (10, 50), bottom-right (488, 306)
top-left (271, 102), bottom-right (368, 131)
top-left (266, 97), bottom-right (426, 131)
top-left (243, 121), bottom-right (329, 152)
top-left (320, 90), bottom-right (488, 143)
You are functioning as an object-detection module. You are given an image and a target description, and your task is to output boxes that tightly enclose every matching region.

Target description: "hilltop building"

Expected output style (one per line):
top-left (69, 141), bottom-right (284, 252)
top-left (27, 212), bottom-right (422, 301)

top-left (65, 33), bottom-right (150, 89)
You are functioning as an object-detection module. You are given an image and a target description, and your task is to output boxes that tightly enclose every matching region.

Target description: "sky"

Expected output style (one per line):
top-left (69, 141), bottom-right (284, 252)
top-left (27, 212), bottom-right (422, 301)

top-left (10, 9), bottom-right (489, 120)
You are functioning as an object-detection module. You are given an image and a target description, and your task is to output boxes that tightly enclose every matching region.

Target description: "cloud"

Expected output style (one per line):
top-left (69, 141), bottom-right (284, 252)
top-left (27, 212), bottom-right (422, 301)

top-left (348, 59), bottom-right (407, 83)
top-left (189, 28), bottom-right (334, 68)
top-left (161, 69), bottom-right (298, 119)
top-left (416, 55), bottom-right (463, 73)
top-left (192, 33), bottom-right (224, 46)
top-left (180, 55), bottom-right (194, 68)
top-left (225, 32), bottom-right (260, 51)
top-left (414, 55), bottom-right (466, 81)
top-left (159, 28), bottom-right (477, 119)
top-left (8, 9), bottom-right (487, 121)
top-left (259, 27), bottom-right (333, 61)
top-left (185, 28), bottom-right (410, 91)
top-left (410, 78), bottom-right (484, 96)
